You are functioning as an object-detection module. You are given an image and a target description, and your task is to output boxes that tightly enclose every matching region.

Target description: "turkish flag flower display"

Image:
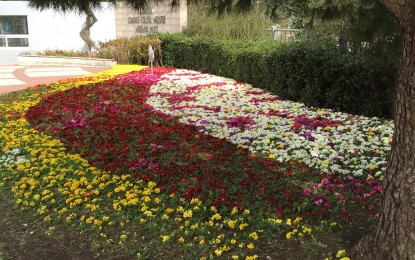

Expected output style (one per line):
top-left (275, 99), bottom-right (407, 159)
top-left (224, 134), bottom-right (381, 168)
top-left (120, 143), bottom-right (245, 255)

top-left (25, 67), bottom-right (386, 220)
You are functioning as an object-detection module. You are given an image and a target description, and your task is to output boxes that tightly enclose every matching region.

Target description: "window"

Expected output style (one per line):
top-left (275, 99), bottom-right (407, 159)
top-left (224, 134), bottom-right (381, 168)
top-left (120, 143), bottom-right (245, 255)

top-left (0, 16), bottom-right (29, 47)
top-left (7, 37), bottom-right (28, 47)
top-left (0, 16), bottom-right (28, 35)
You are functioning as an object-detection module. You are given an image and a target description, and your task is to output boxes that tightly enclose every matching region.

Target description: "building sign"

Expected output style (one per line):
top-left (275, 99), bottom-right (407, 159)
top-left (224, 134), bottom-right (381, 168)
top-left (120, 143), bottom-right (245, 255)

top-left (115, 1), bottom-right (187, 38)
top-left (127, 13), bottom-right (166, 33)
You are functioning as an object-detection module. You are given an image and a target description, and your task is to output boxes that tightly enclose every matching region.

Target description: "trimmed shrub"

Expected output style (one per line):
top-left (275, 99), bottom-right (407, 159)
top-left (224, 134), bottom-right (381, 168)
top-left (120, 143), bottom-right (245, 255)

top-left (158, 34), bottom-right (397, 118)
top-left (96, 37), bottom-right (162, 65)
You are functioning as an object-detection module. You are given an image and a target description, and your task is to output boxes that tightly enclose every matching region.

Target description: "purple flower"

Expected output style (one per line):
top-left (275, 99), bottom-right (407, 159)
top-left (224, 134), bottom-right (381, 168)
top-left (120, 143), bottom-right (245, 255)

top-left (314, 197), bottom-right (324, 205)
top-left (331, 157), bottom-right (342, 163)
top-left (213, 107), bottom-right (221, 113)
top-left (325, 183), bottom-right (335, 190)
top-left (226, 116), bottom-right (255, 130)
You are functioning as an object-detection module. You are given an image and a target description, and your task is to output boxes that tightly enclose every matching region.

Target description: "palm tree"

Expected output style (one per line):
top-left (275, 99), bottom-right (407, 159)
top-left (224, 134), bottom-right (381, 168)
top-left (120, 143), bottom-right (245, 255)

top-left (27, 0), bottom-right (175, 54)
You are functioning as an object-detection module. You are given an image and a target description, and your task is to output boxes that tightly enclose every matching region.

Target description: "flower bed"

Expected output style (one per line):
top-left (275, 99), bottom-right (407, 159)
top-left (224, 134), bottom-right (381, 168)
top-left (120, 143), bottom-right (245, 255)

top-left (0, 66), bottom-right (391, 259)
top-left (147, 70), bottom-right (393, 177)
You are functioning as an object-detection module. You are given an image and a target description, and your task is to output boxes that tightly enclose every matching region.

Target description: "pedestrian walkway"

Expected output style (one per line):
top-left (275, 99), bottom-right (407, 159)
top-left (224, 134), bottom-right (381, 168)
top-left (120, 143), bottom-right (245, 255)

top-left (0, 65), bottom-right (110, 95)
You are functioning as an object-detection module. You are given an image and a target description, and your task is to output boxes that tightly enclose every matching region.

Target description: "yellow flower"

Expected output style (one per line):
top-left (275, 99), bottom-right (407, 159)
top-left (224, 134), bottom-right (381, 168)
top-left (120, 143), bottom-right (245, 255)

top-left (93, 219), bottom-right (103, 226)
top-left (211, 213), bottom-right (221, 221)
top-left (286, 232), bottom-right (292, 239)
top-left (269, 218), bottom-right (282, 224)
top-left (178, 237), bottom-right (185, 243)
top-left (232, 256), bottom-right (239, 260)
top-left (190, 223), bottom-right (199, 230)
top-left (183, 209), bottom-right (193, 218)
top-left (199, 239), bottom-right (205, 245)
top-left (249, 232), bottom-right (259, 240)
top-left (336, 250), bottom-right (346, 258)
top-left (228, 220), bottom-right (236, 229)
top-left (120, 234), bottom-right (127, 240)
top-left (85, 217), bottom-right (94, 224)
top-left (161, 235), bottom-right (170, 242)
top-left (190, 198), bottom-right (201, 204)
top-left (247, 243), bottom-right (254, 249)
top-left (148, 181), bottom-right (157, 189)
top-left (239, 223), bottom-right (248, 230)
top-left (231, 239), bottom-right (237, 244)
top-left (302, 226), bottom-right (312, 234)
top-left (214, 249), bottom-right (223, 256)
top-left (293, 217), bottom-right (302, 224)
top-left (369, 164), bottom-right (379, 170)
top-left (231, 207), bottom-right (238, 214)
top-left (340, 258), bottom-right (350, 260)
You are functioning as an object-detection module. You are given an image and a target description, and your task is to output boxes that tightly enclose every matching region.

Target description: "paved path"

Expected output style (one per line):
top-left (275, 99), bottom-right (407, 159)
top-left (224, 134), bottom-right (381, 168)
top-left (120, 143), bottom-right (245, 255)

top-left (0, 65), bottom-right (110, 95)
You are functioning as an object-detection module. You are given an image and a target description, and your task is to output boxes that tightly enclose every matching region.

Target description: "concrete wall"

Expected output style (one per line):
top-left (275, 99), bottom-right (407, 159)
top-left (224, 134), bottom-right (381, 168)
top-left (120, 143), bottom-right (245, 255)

top-left (115, 1), bottom-right (187, 38)
top-left (0, 1), bottom-right (116, 65)
top-left (0, 1), bottom-right (187, 65)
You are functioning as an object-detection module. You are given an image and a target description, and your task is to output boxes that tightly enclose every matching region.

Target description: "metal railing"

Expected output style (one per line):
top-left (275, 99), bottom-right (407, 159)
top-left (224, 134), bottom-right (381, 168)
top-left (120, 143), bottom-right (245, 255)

top-left (266, 26), bottom-right (303, 41)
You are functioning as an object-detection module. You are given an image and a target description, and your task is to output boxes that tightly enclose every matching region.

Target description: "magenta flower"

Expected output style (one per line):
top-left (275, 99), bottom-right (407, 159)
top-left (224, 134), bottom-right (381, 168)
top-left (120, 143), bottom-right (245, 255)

top-left (303, 188), bottom-right (311, 197)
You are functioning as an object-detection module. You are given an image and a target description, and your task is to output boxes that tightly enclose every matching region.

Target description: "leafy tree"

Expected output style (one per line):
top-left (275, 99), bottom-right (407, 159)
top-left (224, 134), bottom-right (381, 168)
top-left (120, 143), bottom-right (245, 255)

top-left (27, 0), bottom-right (169, 53)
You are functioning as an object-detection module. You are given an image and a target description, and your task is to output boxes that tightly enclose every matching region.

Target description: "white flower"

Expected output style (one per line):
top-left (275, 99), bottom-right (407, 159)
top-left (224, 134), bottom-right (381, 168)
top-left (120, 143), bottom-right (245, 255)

top-left (147, 69), bottom-right (393, 178)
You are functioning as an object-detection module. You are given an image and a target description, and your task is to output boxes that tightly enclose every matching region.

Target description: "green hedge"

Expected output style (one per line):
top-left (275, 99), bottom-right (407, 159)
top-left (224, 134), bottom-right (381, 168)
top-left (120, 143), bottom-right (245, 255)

top-left (158, 34), bottom-right (397, 118)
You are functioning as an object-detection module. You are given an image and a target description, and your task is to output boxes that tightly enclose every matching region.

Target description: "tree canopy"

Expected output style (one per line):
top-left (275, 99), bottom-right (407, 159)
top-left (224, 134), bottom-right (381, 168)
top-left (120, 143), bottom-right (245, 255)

top-left (27, 0), bottom-right (173, 14)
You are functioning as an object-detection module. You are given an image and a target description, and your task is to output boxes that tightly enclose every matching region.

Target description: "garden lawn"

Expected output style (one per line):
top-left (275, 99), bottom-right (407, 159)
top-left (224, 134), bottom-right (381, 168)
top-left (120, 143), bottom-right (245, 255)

top-left (0, 65), bottom-right (391, 259)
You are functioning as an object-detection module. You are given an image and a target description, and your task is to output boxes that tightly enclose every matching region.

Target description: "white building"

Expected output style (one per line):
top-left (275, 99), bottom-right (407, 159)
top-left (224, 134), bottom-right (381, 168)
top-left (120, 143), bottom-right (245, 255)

top-left (0, 1), bottom-right (187, 65)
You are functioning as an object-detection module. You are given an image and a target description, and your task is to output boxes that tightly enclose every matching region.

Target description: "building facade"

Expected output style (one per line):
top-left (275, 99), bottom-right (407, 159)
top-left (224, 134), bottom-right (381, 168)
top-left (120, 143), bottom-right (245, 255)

top-left (0, 1), bottom-right (187, 65)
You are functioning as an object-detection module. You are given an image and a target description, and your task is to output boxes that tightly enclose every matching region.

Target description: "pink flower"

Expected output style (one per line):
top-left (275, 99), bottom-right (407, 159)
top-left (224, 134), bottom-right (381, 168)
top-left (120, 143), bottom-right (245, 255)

top-left (303, 188), bottom-right (311, 197)
top-left (323, 202), bottom-right (331, 208)
top-left (374, 186), bottom-right (383, 193)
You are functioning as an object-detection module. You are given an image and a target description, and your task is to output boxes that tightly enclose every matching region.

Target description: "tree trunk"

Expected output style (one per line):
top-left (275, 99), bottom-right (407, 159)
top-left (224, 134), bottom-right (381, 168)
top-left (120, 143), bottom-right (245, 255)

top-left (79, 6), bottom-right (97, 54)
top-left (351, 1), bottom-right (415, 259)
